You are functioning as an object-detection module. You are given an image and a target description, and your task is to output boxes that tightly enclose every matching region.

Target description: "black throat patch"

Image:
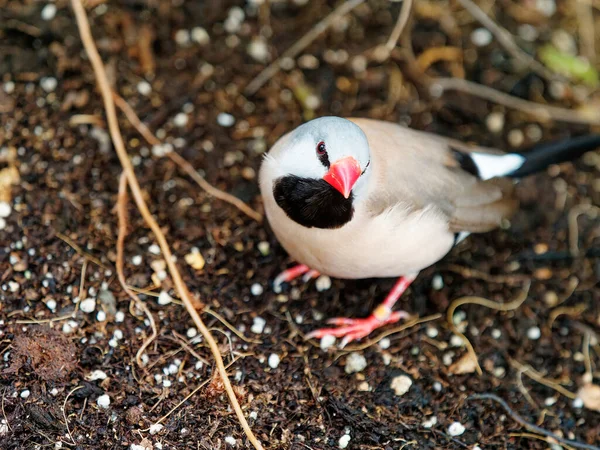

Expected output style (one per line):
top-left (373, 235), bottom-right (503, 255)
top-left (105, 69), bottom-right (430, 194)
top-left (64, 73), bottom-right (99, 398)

top-left (273, 175), bottom-right (354, 229)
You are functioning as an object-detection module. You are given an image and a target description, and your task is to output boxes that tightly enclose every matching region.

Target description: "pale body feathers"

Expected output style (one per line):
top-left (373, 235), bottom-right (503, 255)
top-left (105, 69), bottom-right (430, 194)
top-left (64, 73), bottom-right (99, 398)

top-left (259, 117), bottom-right (512, 279)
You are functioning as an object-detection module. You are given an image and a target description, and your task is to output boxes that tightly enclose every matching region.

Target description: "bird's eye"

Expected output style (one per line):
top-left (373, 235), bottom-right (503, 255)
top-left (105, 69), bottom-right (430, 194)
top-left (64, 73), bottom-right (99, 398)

top-left (316, 141), bottom-right (326, 155)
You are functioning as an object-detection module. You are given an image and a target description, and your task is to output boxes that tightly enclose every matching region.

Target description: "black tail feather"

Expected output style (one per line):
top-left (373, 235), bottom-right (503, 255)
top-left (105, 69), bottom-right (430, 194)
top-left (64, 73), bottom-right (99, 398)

top-left (507, 134), bottom-right (600, 178)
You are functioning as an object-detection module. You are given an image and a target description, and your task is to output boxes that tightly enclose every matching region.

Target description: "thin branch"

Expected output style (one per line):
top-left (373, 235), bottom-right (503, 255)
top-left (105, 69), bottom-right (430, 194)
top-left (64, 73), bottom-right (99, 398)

top-left (432, 77), bottom-right (600, 125)
top-left (372, 0), bottom-right (414, 61)
top-left (469, 394), bottom-right (600, 450)
top-left (116, 172), bottom-right (158, 368)
top-left (70, 2), bottom-right (263, 448)
top-left (112, 92), bottom-right (263, 223)
top-left (447, 282), bottom-right (531, 375)
top-left (244, 0), bottom-right (366, 95)
top-left (456, 0), bottom-right (558, 80)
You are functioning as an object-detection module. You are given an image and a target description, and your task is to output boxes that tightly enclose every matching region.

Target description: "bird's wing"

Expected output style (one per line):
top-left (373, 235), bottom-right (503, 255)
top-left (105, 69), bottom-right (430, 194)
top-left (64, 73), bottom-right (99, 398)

top-left (349, 118), bottom-right (519, 233)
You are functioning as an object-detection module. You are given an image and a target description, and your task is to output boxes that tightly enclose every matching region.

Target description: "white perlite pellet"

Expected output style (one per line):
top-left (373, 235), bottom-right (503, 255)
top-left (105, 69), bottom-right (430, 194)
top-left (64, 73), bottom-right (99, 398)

top-left (448, 422), bottom-right (465, 436)
top-left (251, 316), bottom-right (266, 334)
top-left (320, 334), bottom-right (336, 350)
top-left (97, 394), bottom-right (111, 408)
top-left (390, 375), bottom-right (412, 396)
top-left (338, 433), bottom-right (351, 449)
top-left (345, 352), bottom-right (367, 374)
top-left (268, 353), bottom-right (280, 369)
top-left (41, 4), bottom-right (57, 20)
top-left (79, 298), bottom-right (96, 313)
top-left (0, 202), bottom-right (11, 218)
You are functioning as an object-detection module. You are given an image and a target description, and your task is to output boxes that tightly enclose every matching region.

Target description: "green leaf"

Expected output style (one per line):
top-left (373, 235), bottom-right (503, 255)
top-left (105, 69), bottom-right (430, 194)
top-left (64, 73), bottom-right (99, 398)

top-left (539, 44), bottom-right (599, 87)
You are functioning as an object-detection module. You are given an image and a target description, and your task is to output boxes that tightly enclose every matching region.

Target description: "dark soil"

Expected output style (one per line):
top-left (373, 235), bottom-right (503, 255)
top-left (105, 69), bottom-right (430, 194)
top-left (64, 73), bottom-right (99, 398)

top-left (0, 0), bottom-right (599, 449)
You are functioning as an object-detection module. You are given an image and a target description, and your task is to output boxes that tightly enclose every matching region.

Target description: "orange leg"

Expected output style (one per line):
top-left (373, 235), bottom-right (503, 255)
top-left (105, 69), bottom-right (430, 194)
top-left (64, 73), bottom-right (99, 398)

top-left (306, 274), bottom-right (417, 348)
top-left (273, 264), bottom-right (321, 293)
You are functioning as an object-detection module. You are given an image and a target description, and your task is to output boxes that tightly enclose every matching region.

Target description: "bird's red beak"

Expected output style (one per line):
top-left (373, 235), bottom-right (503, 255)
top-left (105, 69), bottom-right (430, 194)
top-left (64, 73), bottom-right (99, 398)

top-left (322, 156), bottom-right (361, 199)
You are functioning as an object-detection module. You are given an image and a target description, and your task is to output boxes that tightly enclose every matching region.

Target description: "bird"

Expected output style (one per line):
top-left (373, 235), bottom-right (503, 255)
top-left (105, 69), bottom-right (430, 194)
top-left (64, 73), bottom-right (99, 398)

top-left (258, 116), bottom-right (600, 347)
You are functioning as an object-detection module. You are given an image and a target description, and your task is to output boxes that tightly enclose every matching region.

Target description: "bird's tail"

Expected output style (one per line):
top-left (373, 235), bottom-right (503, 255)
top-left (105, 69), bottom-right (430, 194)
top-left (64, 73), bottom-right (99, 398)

top-left (469, 134), bottom-right (600, 181)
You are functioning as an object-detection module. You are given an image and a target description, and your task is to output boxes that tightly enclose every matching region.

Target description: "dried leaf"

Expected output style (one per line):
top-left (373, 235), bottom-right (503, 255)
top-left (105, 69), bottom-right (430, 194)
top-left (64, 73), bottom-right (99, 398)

top-left (577, 383), bottom-right (600, 412)
top-left (449, 352), bottom-right (478, 375)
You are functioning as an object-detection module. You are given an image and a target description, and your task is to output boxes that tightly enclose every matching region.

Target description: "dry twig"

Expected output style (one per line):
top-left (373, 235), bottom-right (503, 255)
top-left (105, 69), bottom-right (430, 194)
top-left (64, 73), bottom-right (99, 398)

top-left (244, 0), bottom-right (365, 95)
top-left (509, 358), bottom-right (577, 399)
top-left (568, 204), bottom-right (600, 256)
top-left (469, 394), bottom-right (600, 450)
top-left (456, 0), bottom-right (557, 80)
top-left (447, 282), bottom-right (531, 375)
top-left (112, 93), bottom-right (263, 223)
top-left (432, 77), bottom-right (600, 125)
top-left (372, 0), bottom-right (414, 61)
top-left (70, 1), bottom-right (263, 448)
top-left (116, 172), bottom-right (158, 368)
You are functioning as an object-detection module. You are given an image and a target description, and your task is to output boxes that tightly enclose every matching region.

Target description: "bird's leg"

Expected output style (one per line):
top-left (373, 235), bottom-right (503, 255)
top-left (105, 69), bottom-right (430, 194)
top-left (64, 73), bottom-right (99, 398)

top-left (273, 264), bottom-right (320, 293)
top-left (306, 274), bottom-right (417, 348)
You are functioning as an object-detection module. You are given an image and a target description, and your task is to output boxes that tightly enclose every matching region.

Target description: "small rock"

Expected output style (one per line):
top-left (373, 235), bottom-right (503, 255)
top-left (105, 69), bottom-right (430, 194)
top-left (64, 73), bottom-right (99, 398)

top-left (217, 112), bottom-right (235, 127)
top-left (20, 389), bottom-right (30, 399)
top-left (320, 334), bottom-right (336, 350)
top-left (379, 337), bottom-right (391, 349)
top-left (173, 112), bottom-right (188, 128)
top-left (157, 291), bottom-right (172, 305)
top-left (390, 375), bottom-right (412, 396)
top-left (572, 397), bottom-right (584, 408)
top-left (447, 421), bottom-right (465, 436)
top-left (184, 248), bottom-right (205, 270)
top-left (97, 394), bottom-right (111, 409)
top-left (431, 274), bottom-right (444, 290)
top-left (257, 241), bottom-right (270, 256)
top-left (224, 435), bottom-right (237, 446)
top-left (536, 0), bottom-right (556, 16)
top-left (79, 298), bottom-right (96, 313)
top-left (40, 77), bottom-right (57, 93)
top-left (315, 275), bottom-right (331, 292)
top-left (268, 353), bottom-right (281, 369)
top-left (508, 129), bottom-right (524, 147)
top-left (87, 370), bottom-right (108, 381)
top-left (471, 28), bottom-right (492, 47)
top-left (486, 111), bottom-right (505, 133)
top-left (422, 416), bottom-right (437, 428)
top-left (186, 327), bottom-right (197, 338)
top-left (251, 317), bottom-right (266, 334)
top-left (450, 335), bottom-right (464, 347)
top-left (148, 244), bottom-right (161, 255)
top-left (0, 202), bottom-right (11, 218)
top-left (46, 299), bottom-right (57, 311)
top-left (426, 326), bottom-right (439, 338)
top-left (174, 29), bottom-right (191, 46)
top-left (137, 81), bottom-right (151, 96)
top-left (527, 326), bottom-right (541, 340)
top-left (250, 283), bottom-right (263, 296)
top-left (191, 27), bottom-right (210, 45)
top-left (96, 310), bottom-right (106, 322)
top-left (0, 218), bottom-right (6, 230)
top-left (345, 352), bottom-right (367, 374)
top-left (149, 423), bottom-right (164, 435)
top-left (115, 311), bottom-right (125, 322)
top-left (41, 4), bottom-right (57, 21)
top-left (131, 255), bottom-right (143, 266)
top-left (247, 38), bottom-right (270, 63)
top-left (338, 434), bottom-right (351, 449)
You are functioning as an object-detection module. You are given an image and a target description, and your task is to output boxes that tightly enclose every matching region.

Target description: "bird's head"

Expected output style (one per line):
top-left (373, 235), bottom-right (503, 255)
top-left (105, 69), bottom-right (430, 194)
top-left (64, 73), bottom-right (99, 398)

top-left (265, 117), bottom-right (371, 229)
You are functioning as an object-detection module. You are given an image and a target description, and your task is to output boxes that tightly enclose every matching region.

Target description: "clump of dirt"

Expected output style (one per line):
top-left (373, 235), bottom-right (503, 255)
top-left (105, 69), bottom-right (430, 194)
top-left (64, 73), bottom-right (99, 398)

top-left (5, 326), bottom-right (77, 382)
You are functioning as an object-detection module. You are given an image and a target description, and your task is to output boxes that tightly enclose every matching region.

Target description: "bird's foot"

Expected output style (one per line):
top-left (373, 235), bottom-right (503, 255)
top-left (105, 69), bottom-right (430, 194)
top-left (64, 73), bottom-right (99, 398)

top-left (306, 310), bottom-right (410, 348)
top-left (273, 264), bottom-right (320, 293)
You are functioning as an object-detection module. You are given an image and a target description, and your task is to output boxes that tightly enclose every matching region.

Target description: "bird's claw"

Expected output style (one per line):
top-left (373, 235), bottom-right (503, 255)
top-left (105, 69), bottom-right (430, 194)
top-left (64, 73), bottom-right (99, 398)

top-left (306, 311), bottom-right (410, 348)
